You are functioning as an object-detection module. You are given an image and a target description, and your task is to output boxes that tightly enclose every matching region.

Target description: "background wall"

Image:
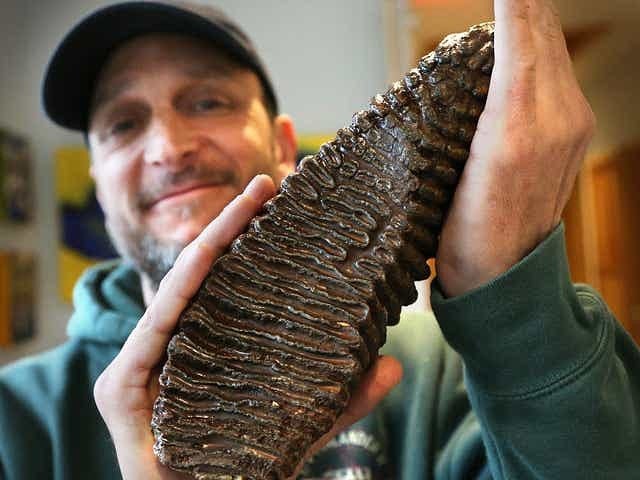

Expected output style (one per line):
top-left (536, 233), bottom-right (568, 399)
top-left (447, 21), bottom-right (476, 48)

top-left (5, 0), bottom-right (638, 364)
top-left (0, 0), bottom-right (394, 364)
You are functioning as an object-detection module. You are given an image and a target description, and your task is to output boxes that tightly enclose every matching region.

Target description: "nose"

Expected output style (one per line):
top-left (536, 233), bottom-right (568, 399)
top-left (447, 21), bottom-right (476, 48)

top-left (143, 111), bottom-right (197, 167)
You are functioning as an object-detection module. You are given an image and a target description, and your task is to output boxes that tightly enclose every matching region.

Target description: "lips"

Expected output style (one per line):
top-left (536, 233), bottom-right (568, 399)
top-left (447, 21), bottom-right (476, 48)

top-left (137, 166), bottom-right (239, 212)
top-left (142, 181), bottom-right (224, 210)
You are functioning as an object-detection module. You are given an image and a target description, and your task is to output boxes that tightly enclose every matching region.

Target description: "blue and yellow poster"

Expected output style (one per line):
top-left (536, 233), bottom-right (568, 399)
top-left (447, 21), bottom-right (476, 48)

top-left (55, 147), bottom-right (117, 301)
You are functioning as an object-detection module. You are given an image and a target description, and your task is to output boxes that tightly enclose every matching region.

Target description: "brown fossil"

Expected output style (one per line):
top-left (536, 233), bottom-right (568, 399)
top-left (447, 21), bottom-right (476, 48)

top-left (151, 22), bottom-right (495, 480)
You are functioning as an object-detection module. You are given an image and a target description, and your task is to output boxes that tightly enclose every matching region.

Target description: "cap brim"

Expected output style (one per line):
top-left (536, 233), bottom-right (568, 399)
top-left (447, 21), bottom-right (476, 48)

top-left (43, 2), bottom-right (273, 132)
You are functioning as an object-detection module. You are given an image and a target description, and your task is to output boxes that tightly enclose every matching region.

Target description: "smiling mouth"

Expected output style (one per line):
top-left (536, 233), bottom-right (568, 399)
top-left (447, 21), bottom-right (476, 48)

top-left (145, 183), bottom-right (226, 210)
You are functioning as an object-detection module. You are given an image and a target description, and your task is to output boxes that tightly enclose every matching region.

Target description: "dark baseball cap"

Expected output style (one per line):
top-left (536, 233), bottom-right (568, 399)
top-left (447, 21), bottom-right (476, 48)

top-left (42, 1), bottom-right (278, 132)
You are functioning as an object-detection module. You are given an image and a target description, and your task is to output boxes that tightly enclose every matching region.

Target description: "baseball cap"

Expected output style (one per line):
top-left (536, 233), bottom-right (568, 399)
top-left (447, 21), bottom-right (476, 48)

top-left (42, 1), bottom-right (278, 132)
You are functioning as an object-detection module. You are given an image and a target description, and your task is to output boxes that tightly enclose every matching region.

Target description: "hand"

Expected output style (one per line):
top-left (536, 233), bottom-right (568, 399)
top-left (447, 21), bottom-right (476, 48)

top-left (93, 174), bottom-right (403, 479)
top-left (436, 0), bottom-right (596, 297)
top-left (93, 174), bottom-right (277, 479)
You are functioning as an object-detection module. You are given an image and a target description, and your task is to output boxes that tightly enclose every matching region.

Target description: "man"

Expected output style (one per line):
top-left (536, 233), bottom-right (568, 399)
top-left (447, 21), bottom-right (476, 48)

top-left (1, 1), bottom-right (639, 479)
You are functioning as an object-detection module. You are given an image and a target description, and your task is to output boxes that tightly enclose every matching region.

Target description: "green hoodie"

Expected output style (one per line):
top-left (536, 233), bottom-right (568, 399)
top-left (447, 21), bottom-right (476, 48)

top-left (1, 225), bottom-right (639, 479)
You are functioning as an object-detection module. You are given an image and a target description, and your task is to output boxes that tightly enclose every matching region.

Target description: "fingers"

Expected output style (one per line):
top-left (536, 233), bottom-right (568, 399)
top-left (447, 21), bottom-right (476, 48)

top-left (112, 174), bottom-right (277, 386)
top-left (494, 0), bottom-right (532, 48)
top-left (192, 174), bottom-right (277, 263)
top-left (496, 0), bottom-right (570, 73)
top-left (490, 0), bottom-right (536, 118)
top-left (149, 174), bottom-right (276, 333)
top-left (493, 0), bottom-right (534, 66)
top-left (530, 1), bottom-right (568, 56)
top-left (439, 0), bottom-right (593, 296)
top-left (490, 0), bottom-right (569, 122)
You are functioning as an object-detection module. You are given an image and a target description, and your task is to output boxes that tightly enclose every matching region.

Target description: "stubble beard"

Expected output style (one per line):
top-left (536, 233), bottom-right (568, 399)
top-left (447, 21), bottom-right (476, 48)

top-left (106, 212), bottom-right (186, 293)
top-left (103, 143), bottom-right (280, 294)
top-left (107, 164), bottom-right (240, 293)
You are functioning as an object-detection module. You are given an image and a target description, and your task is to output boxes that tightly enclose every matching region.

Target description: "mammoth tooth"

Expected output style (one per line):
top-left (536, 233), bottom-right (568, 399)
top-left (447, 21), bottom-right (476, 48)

top-left (152, 21), bottom-right (495, 480)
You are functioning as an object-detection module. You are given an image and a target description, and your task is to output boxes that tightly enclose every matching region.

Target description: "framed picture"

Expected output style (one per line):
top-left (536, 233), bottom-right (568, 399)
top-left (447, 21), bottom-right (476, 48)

top-left (55, 147), bottom-right (117, 301)
top-left (0, 129), bottom-right (33, 223)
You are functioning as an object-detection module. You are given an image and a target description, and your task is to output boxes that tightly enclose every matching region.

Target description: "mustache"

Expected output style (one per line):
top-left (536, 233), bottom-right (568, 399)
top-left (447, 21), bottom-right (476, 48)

top-left (136, 164), bottom-right (239, 210)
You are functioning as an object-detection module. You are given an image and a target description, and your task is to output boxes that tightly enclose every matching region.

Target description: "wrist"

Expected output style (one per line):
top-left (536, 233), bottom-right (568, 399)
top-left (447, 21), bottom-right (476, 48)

top-left (436, 224), bottom-right (555, 297)
top-left (431, 224), bottom-right (600, 397)
top-left (436, 253), bottom-right (517, 298)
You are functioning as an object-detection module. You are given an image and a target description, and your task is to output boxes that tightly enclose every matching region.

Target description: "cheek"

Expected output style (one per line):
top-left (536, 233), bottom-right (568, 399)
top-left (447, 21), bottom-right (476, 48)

top-left (244, 101), bottom-right (275, 151)
top-left (195, 121), bottom-right (276, 187)
top-left (241, 117), bottom-right (271, 149)
top-left (92, 156), bottom-right (142, 225)
top-left (233, 120), bottom-right (277, 181)
top-left (236, 129), bottom-right (273, 175)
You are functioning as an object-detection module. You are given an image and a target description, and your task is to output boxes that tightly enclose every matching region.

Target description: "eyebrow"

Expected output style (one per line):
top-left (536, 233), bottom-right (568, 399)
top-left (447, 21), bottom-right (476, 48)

top-left (182, 60), bottom-right (239, 79)
top-left (90, 60), bottom-right (241, 115)
top-left (90, 77), bottom-right (135, 116)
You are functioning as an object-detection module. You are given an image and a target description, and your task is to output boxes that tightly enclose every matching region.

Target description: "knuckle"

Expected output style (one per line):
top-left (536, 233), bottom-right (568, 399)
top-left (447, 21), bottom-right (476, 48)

top-left (133, 314), bottom-right (152, 340)
top-left (548, 91), bottom-right (595, 151)
top-left (569, 98), bottom-right (597, 144)
top-left (143, 304), bottom-right (178, 337)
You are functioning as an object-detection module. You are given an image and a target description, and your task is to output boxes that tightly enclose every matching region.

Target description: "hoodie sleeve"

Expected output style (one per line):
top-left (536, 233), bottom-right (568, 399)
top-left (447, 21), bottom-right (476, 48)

top-left (431, 224), bottom-right (640, 479)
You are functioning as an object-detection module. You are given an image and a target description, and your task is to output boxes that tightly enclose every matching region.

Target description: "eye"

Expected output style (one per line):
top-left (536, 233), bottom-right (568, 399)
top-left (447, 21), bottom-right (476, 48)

top-left (109, 118), bottom-right (136, 136)
top-left (193, 98), bottom-right (223, 113)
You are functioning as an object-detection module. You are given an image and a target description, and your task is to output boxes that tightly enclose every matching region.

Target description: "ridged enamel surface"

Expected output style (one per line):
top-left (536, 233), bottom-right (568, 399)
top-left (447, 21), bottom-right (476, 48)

top-left (152, 22), bottom-right (495, 480)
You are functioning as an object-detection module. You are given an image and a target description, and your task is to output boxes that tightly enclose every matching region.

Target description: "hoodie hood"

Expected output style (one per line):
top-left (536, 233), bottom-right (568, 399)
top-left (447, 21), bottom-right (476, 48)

top-left (66, 260), bottom-right (145, 345)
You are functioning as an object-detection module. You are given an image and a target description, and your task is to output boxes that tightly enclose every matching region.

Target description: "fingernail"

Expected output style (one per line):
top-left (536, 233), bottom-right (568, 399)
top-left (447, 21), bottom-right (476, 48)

top-left (243, 175), bottom-right (270, 202)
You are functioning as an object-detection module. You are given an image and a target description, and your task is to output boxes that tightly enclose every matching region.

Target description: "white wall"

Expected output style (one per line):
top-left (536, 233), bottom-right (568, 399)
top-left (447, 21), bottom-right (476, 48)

top-left (0, 0), bottom-right (394, 364)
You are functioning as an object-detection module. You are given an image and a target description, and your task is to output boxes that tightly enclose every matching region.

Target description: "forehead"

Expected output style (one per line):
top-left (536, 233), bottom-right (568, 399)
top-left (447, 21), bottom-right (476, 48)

top-left (92, 33), bottom-right (245, 107)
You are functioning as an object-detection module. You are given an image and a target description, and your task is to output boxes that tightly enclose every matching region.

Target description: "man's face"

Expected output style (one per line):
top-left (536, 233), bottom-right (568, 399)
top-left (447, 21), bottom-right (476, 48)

top-left (88, 34), bottom-right (296, 289)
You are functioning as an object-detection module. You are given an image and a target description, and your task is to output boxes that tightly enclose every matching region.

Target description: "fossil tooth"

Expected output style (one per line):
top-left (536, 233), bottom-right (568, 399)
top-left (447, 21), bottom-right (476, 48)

top-left (152, 21), bottom-right (495, 480)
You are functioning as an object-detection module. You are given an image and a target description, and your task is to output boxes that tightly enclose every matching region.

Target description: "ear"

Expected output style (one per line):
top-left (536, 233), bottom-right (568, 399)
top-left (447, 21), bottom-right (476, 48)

top-left (272, 114), bottom-right (298, 183)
